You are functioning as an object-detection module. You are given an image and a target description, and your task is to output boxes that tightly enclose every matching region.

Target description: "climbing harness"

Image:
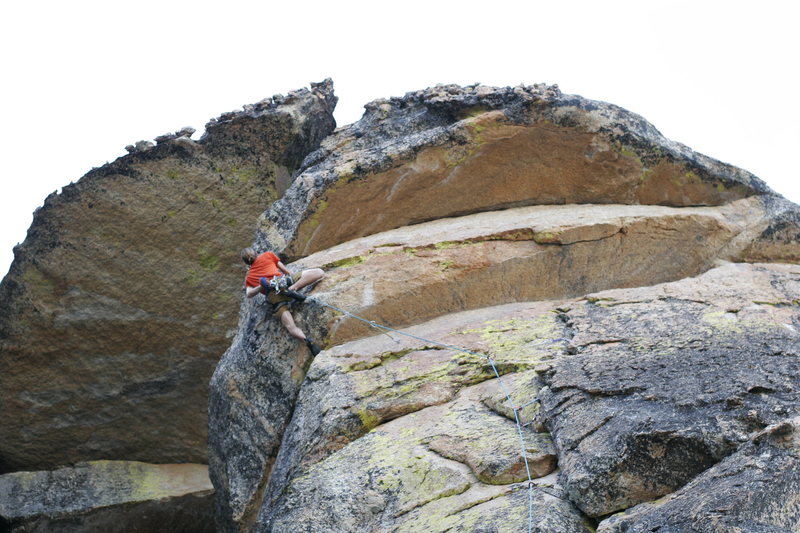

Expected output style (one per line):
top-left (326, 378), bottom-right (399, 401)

top-left (308, 297), bottom-right (563, 533)
top-left (266, 275), bottom-right (294, 294)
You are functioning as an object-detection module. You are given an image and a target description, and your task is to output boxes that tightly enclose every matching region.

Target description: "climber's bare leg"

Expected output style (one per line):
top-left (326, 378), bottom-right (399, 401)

top-left (289, 268), bottom-right (324, 291)
top-left (280, 311), bottom-right (307, 341)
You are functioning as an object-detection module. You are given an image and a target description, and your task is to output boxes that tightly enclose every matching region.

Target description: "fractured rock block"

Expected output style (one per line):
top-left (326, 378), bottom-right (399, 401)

top-left (538, 263), bottom-right (800, 516)
top-left (597, 417), bottom-right (800, 532)
top-left (0, 461), bottom-right (214, 533)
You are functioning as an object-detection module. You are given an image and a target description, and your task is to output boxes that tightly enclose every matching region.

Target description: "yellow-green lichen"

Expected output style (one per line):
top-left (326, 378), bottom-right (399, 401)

top-left (125, 463), bottom-right (168, 501)
top-left (307, 198), bottom-right (329, 230)
top-left (489, 230), bottom-right (534, 242)
top-left (461, 315), bottom-right (563, 364)
top-left (355, 408), bottom-right (381, 431)
top-left (347, 358), bottom-right (383, 371)
top-left (671, 170), bottom-right (702, 187)
top-left (21, 267), bottom-right (55, 294)
top-left (458, 105), bottom-right (489, 120)
top-left (345, 348), bottom-right (417, 373)
top-left (185, 268), bottom-right (202, 286)
top-left (618, 144), bottom-right (643, 169)
top-left (234, 166), bottom-right (258, 183)
top-left (585, 297), bottom-right (616, 305)
top-left (619, 146), bottom-right (638, 159)
top-left (197, 246), bottom-right (220, 272)
top-left (699, 310), bottom-right (780, 336)
top-left (433, 240), bottom-right (478, 250)
top-left (328, 255), bottom-right (366, 269)
top-left (533, 231), bottom-right (560, 244)
top-left (394, 485), bottom-right (519, 533)
top-left (439, 259), bottom-right (455, 272)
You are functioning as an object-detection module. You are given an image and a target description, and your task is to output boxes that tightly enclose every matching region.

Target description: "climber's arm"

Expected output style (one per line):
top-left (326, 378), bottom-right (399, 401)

top-left (277, 261), bottom-right (293, 276)
top-left (245, 284), bottom-right (263, 298)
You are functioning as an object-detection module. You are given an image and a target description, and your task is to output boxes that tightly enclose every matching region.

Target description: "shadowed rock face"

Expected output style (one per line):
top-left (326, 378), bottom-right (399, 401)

top-left (0, 80), bottom-right (337, 472)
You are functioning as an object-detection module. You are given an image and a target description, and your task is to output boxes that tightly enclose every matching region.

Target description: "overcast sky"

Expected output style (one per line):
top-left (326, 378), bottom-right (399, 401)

top-left (1, 0), bottom-right (797, 278)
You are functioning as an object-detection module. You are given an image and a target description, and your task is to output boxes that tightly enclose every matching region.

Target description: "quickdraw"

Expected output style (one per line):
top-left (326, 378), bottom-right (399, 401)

top-left (268, 275), bottom-right (294, 294)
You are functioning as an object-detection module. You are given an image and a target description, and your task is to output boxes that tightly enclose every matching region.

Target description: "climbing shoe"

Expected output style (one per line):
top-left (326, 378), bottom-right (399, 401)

top-left (305, 338), bottom-right (321, 356)
top-left (284, 289), bottom-right (306, 301)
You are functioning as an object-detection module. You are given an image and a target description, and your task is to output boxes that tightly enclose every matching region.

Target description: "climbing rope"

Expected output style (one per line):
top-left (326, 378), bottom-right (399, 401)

top-left (309, 297), bottom-right (558, 533)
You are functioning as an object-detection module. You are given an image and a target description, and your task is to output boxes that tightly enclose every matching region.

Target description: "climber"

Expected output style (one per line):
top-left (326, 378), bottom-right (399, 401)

top-left (241, 247), bottom-right (324, 356)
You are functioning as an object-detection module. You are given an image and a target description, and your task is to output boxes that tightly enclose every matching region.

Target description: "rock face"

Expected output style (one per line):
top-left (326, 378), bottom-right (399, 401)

top-left (0, 461), bottom-right (214, 532)
top-left (537, 262), bottom-right (800, 517)
top-left (0, 80), bottom-right (336, 472)
top-left (207, 83), bottom-right (800, 532)
top-left (257, 305), bottom-right (581, 532)
top-left (597, 417), bottom-right (800, 532)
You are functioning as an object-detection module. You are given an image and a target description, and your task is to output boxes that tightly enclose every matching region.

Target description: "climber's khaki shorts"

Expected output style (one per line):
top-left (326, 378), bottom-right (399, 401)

top-left (266, 290), bottom-right (293, 319)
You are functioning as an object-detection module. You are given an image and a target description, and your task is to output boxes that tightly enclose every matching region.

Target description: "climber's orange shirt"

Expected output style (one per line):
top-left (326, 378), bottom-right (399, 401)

top-left (245, 252), bottom-right (283, 287)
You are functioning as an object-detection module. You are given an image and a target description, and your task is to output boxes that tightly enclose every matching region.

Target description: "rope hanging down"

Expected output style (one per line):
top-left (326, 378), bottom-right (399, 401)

top-left (309, 297), bottom-right (557, 533)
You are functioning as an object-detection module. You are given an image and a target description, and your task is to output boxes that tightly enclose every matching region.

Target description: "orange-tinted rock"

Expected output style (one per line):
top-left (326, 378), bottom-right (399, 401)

top-left (299, 199), bottom-right (773, 345)
top-left (258, 84), bottom-right (771, 258)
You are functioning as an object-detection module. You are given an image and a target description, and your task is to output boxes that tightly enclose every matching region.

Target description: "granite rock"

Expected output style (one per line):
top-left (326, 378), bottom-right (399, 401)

top-left (538, 262), bottom-right (800, 516)
top-left (597, 417), bottom-right (800, 532)
top-left (208, 83), bottom-right (800, 532)
top-left (209, 199), bottom-right (787, 530)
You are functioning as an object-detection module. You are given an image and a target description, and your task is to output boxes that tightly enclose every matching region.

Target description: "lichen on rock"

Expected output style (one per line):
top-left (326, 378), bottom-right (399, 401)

top-left (206, 82), bottom-right (800, 533)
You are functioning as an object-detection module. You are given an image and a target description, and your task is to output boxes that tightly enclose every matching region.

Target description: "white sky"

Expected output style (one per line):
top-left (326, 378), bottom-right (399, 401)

top-left (1, 0), bottom-right (798, 278)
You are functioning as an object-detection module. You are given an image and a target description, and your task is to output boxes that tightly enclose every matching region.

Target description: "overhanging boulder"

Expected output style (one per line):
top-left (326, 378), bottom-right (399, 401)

top-left (0, 81), bottom-right (337, 472)
top-left (258, 83), bottom-right (772, 258)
